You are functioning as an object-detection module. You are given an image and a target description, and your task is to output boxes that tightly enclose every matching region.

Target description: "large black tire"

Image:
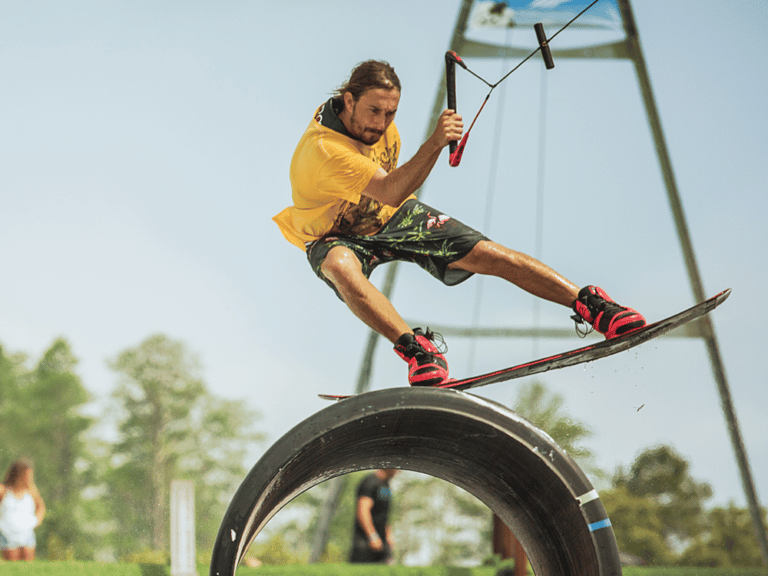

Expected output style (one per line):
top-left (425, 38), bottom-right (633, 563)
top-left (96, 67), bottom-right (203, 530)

top-left (210, 387), bottom-right (622, 576)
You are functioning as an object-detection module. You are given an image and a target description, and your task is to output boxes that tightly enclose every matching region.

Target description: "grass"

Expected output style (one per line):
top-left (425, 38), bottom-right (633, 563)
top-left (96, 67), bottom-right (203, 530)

top-left (0, 560), bottom-right (161, 576)
top-left (0, 561), bottom-right (765, 576)
top-left (622, 569), bottom-right (768, 576)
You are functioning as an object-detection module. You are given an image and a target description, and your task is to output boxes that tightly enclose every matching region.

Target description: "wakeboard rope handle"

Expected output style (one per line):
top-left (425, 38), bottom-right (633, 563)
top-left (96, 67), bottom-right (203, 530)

top-left (445, 0), bottom-right (600, 166)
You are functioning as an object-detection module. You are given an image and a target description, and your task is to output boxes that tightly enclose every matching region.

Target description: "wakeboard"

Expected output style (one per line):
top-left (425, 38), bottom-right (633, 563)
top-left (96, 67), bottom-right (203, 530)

top-left (319, 288), bottom-right (731, 401)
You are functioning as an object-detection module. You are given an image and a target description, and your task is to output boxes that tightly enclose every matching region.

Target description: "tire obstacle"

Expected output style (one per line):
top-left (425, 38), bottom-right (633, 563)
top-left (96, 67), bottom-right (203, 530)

top-left (210, 387), bottom-right (622, 576)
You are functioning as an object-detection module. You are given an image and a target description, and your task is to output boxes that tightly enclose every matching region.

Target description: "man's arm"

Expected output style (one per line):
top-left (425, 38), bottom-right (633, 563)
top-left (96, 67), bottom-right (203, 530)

top-left (356, 496), bottom-right (383, 551)
top-left (361, 109), bottom-right (463, 207)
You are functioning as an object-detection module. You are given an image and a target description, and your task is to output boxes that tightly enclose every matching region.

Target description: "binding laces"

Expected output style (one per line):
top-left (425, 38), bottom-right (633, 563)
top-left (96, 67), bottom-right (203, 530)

top-left (571, 314), bottom-right (594, 339)
top-left (423, 328), bottom-right (448, 354)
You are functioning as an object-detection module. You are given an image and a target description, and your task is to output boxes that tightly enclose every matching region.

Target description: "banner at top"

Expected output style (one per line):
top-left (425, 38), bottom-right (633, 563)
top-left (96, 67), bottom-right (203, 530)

top-left (470, 0), bottom-right (622, 31)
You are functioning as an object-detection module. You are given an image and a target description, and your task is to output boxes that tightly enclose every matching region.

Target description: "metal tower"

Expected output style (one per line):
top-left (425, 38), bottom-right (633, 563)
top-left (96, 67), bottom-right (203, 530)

top-left (312, 0), bottom-right (767, 564)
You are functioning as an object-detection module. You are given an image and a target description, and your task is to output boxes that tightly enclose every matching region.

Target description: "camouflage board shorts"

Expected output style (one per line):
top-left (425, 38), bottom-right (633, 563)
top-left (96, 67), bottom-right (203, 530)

top-left (306, 199), bottom-right (489, 300)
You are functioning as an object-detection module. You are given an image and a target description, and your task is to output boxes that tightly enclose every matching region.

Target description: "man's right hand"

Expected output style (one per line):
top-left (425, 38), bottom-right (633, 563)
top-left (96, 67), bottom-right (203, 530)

top-left (368, 532), bottom-right (384, 551)
top-left (362, 109), bottom-right (465, 208)
top-left (430, 109), bottom-right (464, 149)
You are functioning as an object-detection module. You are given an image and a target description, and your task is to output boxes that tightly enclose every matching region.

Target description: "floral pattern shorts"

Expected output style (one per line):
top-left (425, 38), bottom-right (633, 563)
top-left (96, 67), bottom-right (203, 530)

top-left (307, 199), bottom-right (488, 300)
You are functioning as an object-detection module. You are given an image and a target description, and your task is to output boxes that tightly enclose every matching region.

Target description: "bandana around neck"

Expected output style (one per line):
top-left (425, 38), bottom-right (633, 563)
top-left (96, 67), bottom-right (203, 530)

top-left (314, 97), bottom-right (359, 141)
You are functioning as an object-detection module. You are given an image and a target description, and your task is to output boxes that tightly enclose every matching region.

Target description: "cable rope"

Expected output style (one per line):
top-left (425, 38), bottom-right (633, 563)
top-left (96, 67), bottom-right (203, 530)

top-left (467, 32), bottom-right (514, 375)
top-left (447, 0), bottom-right (601, 166)
top-left (490, 0), bottom-right (601, 89)
top-left (531, 67), bottom-right (549, 359)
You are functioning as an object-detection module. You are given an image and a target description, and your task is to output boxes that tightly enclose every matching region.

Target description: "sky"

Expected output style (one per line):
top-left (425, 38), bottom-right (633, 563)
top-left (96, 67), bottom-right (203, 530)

top-left (1, 0), bottom-right (767, 526)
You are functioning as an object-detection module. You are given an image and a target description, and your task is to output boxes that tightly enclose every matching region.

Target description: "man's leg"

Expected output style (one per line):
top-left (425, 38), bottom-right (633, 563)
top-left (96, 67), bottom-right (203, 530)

top-left (450, 240), bottom-right (579, 307)
top-left (450, 240), bottom-right (645, 338)
top-left (320, 245), bottom-right (411, 344)
top-left (320, 245), bottom-right (450, 385)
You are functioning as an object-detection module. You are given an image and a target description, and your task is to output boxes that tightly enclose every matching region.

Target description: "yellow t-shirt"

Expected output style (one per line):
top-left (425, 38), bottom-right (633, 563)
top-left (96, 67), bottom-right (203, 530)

top-left (273, 98), bottom-right (406, 251)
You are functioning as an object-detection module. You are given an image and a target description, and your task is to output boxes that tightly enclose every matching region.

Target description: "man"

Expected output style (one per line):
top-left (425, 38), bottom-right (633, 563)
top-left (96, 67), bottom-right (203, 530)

top-left (349, 469), bottom-right (397, 564)
top-left (274, 60), bottom-right (645, 386)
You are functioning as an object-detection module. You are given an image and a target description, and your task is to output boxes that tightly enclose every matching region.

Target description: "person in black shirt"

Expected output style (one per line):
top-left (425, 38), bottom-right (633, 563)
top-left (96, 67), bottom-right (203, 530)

top-left (350, 469), bottom-right (398, 563)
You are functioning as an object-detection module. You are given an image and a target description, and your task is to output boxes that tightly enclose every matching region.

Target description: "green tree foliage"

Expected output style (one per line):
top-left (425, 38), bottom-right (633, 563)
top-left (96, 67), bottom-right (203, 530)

top-left (251, 475), bottom-right (358, 564)
top-left (512, 381), bottom-right (597, 473)
top-left (600, 485), bottom-right (672, 566)
top-left (181, 394), bottom-right (266, 552)
top-left (0, 339), bottom-right (95, 559)
top-left (680, 503), bottom-right (767, 568)
top-left (106, 334), bottom-right (204, 553)
top-left (393, 473), bottom-right (491, 566)
top-left (603, 444), bottom-right (716, 566)
top-left (0, 344), bottom-right (29, 456)
top-left (316, 476), bottom-right (359, 563)
top-left (104, 334), bottom-right (264, 558)
top-left (614, 444), bottom-right (713, 546)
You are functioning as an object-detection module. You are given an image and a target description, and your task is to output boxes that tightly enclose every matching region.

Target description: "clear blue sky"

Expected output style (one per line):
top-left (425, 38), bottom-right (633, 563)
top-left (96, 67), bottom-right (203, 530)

top-left (1, 0), bottom-right (766, 514)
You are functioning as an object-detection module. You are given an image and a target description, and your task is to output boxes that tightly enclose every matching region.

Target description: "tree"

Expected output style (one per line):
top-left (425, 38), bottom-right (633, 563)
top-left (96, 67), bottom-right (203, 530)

top-left (29, 339), bottom-right (95, 558)
top-left (512, 381), bottom-right (597, 471)
top-left (0, 344), bottom-right (28, 456)
top-left (178, 394), bottom-right (266, 553)
top-left (600, 485), bottom-right (672, 566)
top-left (252, 475), bottom-right (357, 564)
top-left (105, 334), bottom-right (264, 557)
top-left (107, 334), bottom-right (205, 553)
top-left (680, 503), bottom-right (767, 568)
top-left (393, 473), bottom-right (491, 566)
top-left (602, 444), bottom-right (714, 566)
top-left (0, 339), bottom-right (95, 559)
top-left (613, 444), bottom-right (712, 546)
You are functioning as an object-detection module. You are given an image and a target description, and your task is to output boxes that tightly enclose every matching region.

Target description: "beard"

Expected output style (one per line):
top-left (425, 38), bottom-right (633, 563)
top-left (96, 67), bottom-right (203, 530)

top-left (350, 105), bottom-right (384, 145)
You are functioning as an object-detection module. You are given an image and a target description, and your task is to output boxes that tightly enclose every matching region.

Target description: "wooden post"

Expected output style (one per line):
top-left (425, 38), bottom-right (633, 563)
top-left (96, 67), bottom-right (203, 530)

top-left (492, 514), bottom-right (527, 576)
top-left (170, 480), bottom-right (196, 576)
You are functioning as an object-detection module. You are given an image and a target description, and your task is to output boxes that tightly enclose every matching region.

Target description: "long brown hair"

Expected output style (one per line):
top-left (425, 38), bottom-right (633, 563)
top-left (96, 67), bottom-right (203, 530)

top-left (3, 459), bottom-right (33, 489)
top-left (335, 60), bottom-right (401, 101)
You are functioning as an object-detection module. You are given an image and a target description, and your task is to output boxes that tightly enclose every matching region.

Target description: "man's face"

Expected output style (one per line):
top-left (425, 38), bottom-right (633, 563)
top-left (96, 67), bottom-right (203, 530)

top-left (345, 88), bottom-right (400, 146)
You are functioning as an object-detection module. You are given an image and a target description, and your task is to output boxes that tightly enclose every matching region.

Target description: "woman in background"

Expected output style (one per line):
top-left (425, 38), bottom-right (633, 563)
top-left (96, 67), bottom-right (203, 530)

top-left (0, 459), bottom-right (46, 561)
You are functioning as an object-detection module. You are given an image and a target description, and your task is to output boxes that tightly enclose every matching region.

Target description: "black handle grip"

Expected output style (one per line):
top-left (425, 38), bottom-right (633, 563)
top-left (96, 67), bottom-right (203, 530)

top-left (534, 23), bottom-right (555, 70)
top-left (445, 51), bottom-right (466, 161)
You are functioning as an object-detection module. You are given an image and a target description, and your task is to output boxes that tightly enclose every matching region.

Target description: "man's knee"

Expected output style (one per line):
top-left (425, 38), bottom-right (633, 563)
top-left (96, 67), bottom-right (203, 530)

top-left (320, 246), bottom-right (367, 295)
top-left (452, 240), bottom-right (500, 271)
